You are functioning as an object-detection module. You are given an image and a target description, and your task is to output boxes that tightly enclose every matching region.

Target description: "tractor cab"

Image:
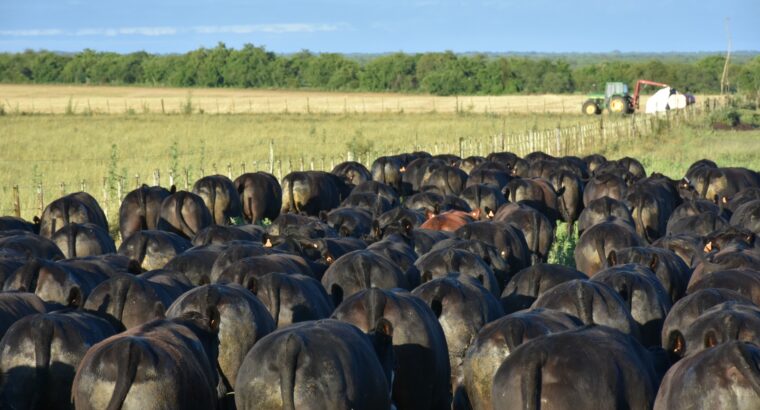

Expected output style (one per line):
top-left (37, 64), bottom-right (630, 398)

top-left (605, 82), bottom-right (629, 100)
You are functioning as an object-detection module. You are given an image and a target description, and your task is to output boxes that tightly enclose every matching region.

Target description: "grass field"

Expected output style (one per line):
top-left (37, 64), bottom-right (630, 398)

top-left (0, 86), bottom-right (753, 223)
top-left (0, 84), bottom-right (676, 115)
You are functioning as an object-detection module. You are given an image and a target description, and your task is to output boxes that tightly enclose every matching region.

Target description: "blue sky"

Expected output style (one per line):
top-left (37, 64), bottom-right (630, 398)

top-left (0, 0), bottom-right (757, 54)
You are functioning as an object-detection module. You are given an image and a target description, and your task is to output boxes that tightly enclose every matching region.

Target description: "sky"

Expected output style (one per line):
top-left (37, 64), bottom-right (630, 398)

top-left (0, 0), bottom-right (757, 54)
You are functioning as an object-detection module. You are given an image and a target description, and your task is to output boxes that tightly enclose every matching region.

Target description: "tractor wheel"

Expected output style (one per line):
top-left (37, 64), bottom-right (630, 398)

top-left (582, 100), bottom-right (600, 115)
top-left (609, 96), bottom-right (627, 114)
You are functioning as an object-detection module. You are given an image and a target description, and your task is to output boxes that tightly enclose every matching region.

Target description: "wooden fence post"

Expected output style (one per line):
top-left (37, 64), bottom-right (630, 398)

top-left (169, 170), bottom-right (175, 187)
top-left (241, 162), bottom-right (246, 175)
top-left (60, 182), bottom-right (66, 196)
top-left (134, 174), bottom-right (140, 189)
top-left (37, 183), bottom-right (44, 216)
top-left (184, 168), bottom-right (190, 190)
top-left (227, 163), bottom-right (232, 179)
top-left (81, 179), bottom-right (87, 192)
top-left (277, 160), bottom-right (283, 180)
top-left (269, 140), bottom-right (275, 174)
top-left (12, 185), bottom-right (20, 218)
top-left (102, 177), bottom-right (109, 216)
top-left (300, 156), bottom-right (305, 172)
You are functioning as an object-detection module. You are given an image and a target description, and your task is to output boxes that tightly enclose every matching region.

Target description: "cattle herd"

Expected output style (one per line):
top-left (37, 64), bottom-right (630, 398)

top-left (1, 150), bottom-right (760, 410)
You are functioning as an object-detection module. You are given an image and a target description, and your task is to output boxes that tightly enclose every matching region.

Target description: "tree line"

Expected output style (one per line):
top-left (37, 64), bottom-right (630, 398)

top-left (1, 43), bottom-right (758, 96)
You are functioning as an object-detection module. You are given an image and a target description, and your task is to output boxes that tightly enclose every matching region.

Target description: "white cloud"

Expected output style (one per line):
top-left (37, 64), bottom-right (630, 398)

top-left (0, 24), bottom-right (342, 37)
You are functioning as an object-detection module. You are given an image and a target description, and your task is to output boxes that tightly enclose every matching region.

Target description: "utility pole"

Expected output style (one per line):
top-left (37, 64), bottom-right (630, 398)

top-left (720, 17), bottom-right (732, 95)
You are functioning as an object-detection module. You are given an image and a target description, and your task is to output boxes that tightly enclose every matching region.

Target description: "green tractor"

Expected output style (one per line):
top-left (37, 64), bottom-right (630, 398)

top-left (582, 82), bottom-right (634, 115)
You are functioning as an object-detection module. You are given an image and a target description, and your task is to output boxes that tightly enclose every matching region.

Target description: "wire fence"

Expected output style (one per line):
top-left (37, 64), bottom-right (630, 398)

top-left (1, 99), bottom-right (721, 222)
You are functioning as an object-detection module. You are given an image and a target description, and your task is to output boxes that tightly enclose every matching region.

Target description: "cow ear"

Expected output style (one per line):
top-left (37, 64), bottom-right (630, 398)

top-left (470, 208), bottom-right (482, 220)
top-left (747, 233), bottom-right (755, 245)
top-left (67, 286), bottom-right (83, 308)
top-left (555, 186), bottom-right (566, 196)
top-left (721, 196), bottom-right (728, 204)
top-left (703, 241), bottom-right (713, 253)
top-left (712, 194), bottom-right (719, 204)
top-left (319, 210), bottom-right (329, 222)
top-left (607, 250), bottom-right (617, 267)
top-left (704, 331), bottom-right (718, 348)
top-left (649, 254), bottom-right (659, 271)
top-left (401, 218), bottom-right (413, 235)
top-left (424, 209), bottom-right (436, 221)
top-left (374, 318), bottom-right (394, 339)
top-left (170, 185), bottom-right (177, 194)
top-left (433, 203), bottom-right (440, 216)
top-left (33, 216), bottom-right (41, 224)
top-left (670, 331), bottom-right (685, 357)
top-left (246, 276), bottom-right (259, 294)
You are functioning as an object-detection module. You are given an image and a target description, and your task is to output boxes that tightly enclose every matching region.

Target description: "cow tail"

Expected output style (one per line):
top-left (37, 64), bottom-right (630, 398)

top-left (113, 276), bottom-right (130, 322)
top-left (518, 351), bottom-right (544, 410)
top-left (280, 333), bottom-right (301, 410)
top-left (289, 180), bottom-right (297, 214)
top-left (63, 198), bottom-right (71, 230)
top-left (595, 234), bottom-right (607, 272)
top-left (32, 316), bottom-right (54, 406)
top-left (574, 283), bottom-right (594, 325)
top-left (247, 196), bottom-right (254, 224)
top-left (138, 185), bottom-right (148, 229)
top-left (106, 340), bottom-right (141, 410)
top-left (209, 183), bottom-right (218, 224)
top-left (67, 223), bottom-right (78, 259)
top-left (175, 193), bottom-right (196, 237)
top-left (636, 197), bottom-right (650, 243)
top-left (271, 279), bottom-right (282, 327)
top-left (531, 213), bottom-right (540, 264)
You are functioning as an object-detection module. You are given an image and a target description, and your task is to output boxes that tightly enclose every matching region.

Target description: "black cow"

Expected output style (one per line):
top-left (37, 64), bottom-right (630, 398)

top-left (626, 177), bottom-right (681, 243)
top-left (532, 279), bottom-right (641, 341)
top-left (591, 264), bottom-right (672, 347)
top-left (492, 326), bottom-right (659, 410)
top-left (607, 246), bottom-right (692, 303)
top-left (678, 301), bottom-right (760, 357)
top-left (583, 173), bottom-right (629, 206)
top-left (455, 221), bottom-right (531, 280)
top-left (50, 223), bottom-right (116, 258)
top-left (574, 220), bottom-right (642, 276)
top-left (332, 161), bottom-right (372, 186)
top-left (333, 288), bottom-right (451, 410)
top-left (500, 263), bottom-right (587, 314)
top-left (39, 192), bottom-right (108, 239)
top-left (0, 216), bottom-right (38, 233)
top-left (686, 269), bottom-right (760, 306)
top-left (549, 169), bottom-right (585, 234)
top-left (234, 319), bottom-right (394, 410)
top-left (462, 309), bottom-right (581, 410)
top-left (118, 230), bottom-right (192, 271)
top-left (0, 310), bottom-right (120, 410)
top-left (577, 196), bottom-right (635, 236)
top-left (503, 177), bottom-right (563, 222)
top-left (351, 180), bottom-right (400, 206)
top-left (72, 313), bottom-right (221, 410)
top-left (660, 288), bottom-right (752, 360)
top-left (421, 165), bottom-right (468, 196)
top-left (164, 243), bottom-right (227, 286)
top-left (156, 190), bottom-right (213, 240)
top-left (118, 185), bottom-right (172, 241)
top-left (248, 272), bottom-right (333, 327)
top-left (412, 274), bottom-right (504, 394)
top-left (324, 207), bottom-right (374, 238)
top-left (415, 247), bottom-right (501, 296)
top-left (654, 341), bottom-right (760, 410)
top-left (84, 270), bottom-right (193, 328)
top-left (493, 202), bottom-right (554, 264)
top-left (371, 155), bottom-right (405, 193)
top-left (192, 175), bottom-right (243, 225)
top-left (0, 292), bottom-right (47, 339)
top-left (322, 250), bottom-right (409, 306)
top-left (459, 184), bottom-right (506, 217)
top-left (233, 172), bottom-right (282, 224)
top-left (730, 199), bottom-right (760, 234)
top-left (216, 254), bottom-right (315, 287)
top-left (191, 224), bottom-right (260, 246)
top-left (166, 283), bottom-right (276, 396)
top-left (281, 171), bottom-right (352, 216)
top-left (0, 230), bottom-right (64, 261)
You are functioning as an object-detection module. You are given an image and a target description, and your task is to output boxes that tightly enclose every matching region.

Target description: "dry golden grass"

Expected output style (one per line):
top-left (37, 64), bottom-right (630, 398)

top-left (0, 84), bottom-right (674, 115)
